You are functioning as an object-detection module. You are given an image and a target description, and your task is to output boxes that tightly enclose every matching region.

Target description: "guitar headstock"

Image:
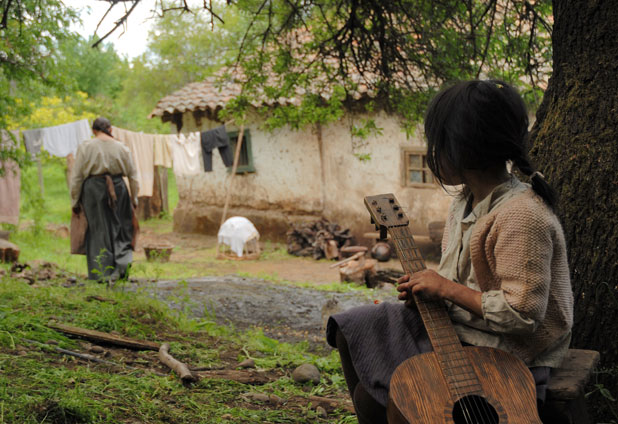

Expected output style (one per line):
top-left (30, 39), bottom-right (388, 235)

top-left (364, 194), bottom-right (409, 237)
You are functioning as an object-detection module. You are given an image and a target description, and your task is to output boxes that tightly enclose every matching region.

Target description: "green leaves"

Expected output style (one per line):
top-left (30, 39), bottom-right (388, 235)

top-left (220, 0), bottom-right (552, 132)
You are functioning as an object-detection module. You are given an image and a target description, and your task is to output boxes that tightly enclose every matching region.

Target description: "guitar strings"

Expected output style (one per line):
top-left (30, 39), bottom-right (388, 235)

top-left (383, 202), bottom-right (497, 423)
top-left (397, 226), bottom-right (496, 424)
top-left (396, 228), bottom-right (475, 422)
top-left (396, 228), bottom-right (469, 422)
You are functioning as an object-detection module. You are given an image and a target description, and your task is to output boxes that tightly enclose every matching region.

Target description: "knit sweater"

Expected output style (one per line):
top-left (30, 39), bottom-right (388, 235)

top-left (463, 189), bottom-right (574, 365)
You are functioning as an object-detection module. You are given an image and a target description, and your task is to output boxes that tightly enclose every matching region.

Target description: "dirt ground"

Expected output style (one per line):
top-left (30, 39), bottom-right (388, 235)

top-left (136, 221), bottom-right (440, 285)
top-left (135, 223), bottom-right (441, 348)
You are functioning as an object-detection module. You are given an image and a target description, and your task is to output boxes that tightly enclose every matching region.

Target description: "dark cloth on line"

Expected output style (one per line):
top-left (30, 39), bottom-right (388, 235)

top-left (326, 301), bottom-right (551, 408)
top-left (200, 126), bottom-right (233, 171)
top-left (22, 128), bottom-right (43, 156)
top-left (81, 174), bottom-right (134, 281)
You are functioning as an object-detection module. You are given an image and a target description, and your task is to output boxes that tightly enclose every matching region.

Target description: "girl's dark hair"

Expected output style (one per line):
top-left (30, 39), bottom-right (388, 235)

top-left (92, 117), bottom-right (112, 137)
top-left (424, 79), bottom-right (557, 209)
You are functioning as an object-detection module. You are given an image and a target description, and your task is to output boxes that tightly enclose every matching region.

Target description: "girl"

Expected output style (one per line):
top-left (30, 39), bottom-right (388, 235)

top-left (326, 80), bottom-right (573, 423)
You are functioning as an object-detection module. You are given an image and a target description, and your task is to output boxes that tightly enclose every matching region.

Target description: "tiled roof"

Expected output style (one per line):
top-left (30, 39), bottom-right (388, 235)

top-left (148, 77), bottom-right (243, 119)
top-left (149, 74), bottom-right (380, 121)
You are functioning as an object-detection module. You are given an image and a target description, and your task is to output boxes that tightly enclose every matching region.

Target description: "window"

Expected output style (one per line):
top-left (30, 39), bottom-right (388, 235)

top-left (227, 129), bottom-right (255, 173)
top-left (403, 149), bottom-right (436, 186)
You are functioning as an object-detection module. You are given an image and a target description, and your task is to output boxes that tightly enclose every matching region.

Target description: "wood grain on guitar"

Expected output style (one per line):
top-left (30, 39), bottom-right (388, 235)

top-left (364, 193), bottom-right (541, 424)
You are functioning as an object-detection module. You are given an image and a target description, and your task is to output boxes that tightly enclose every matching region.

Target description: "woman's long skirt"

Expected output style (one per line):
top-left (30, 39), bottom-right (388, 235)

top-left (82, 175), bottom-right (133, 281)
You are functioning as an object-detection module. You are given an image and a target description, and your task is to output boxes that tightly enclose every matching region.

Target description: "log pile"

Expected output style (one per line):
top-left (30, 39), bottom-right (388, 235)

top-left (286, 219), bottom-right (355, 260)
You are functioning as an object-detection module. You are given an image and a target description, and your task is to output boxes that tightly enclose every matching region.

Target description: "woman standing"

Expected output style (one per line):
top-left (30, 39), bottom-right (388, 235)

top-left (70, 117), bottom-right (139, 281)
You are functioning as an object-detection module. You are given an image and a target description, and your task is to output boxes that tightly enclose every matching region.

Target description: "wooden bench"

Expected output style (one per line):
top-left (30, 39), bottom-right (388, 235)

top-left (541, 349), bottom-right (601, 424)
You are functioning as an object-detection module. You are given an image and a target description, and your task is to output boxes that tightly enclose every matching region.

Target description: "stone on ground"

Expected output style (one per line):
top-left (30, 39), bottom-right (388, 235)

top-left (292, 363), bottom-right (320, 384)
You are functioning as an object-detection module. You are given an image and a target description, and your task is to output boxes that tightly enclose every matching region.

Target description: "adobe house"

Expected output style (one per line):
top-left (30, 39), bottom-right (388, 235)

top-left (150, 77), bottom-right (452, 243)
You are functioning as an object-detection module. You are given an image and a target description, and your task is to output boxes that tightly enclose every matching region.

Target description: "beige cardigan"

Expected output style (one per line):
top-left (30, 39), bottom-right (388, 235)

top-left (463, 189), bottom-right (574, 365)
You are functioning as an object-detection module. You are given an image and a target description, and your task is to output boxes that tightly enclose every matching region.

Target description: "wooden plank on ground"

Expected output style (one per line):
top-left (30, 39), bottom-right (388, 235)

top-left (48, 323), bottom-right (160, 351)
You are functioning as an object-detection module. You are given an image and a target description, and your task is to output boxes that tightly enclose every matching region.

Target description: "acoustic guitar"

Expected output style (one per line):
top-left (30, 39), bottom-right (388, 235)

top-left (364, 193), bottom-right (542, 424)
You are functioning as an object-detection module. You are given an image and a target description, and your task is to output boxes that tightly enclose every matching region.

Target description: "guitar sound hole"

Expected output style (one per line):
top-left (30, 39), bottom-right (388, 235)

top-left (452, 395), bottom-right (499, 424)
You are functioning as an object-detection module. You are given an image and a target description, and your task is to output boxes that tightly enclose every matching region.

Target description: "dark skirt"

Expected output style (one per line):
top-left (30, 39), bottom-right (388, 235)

top-left (326, 301), bottom-right (550, 407)
top-left (82, 175), bottom-right (133, 281)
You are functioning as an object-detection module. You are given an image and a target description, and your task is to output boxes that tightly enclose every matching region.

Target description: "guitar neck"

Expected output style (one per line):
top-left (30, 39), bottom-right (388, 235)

top-left (389, 225), bottom-right (483, 396)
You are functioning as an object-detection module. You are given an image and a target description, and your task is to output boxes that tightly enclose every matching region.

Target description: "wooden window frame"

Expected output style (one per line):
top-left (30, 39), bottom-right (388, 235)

top-left (227, 129), bottom-right (256, 174)
top-left (402, 147), bottom-right (436, 188)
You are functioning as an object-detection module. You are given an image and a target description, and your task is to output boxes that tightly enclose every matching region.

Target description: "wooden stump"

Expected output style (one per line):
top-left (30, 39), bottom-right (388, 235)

top-left (0, 239), bottom-right (19, 263)
top-left (339, 258), bottom-right (377, 286)
top-left (541, 349), bottom-right (601, 424)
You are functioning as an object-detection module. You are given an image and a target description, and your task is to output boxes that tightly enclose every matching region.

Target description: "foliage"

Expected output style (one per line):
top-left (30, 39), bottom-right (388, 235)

top-left (6, 93), bottom-right (97, 131)
top-left (84, 0), bottom-right (552, 135)
top-left (55, 35), bottom-right (126, 99)
top-left (112, 3), bottom-right (250, 132)
top-left (217, 0), bottom-right (552, 129)
top-left (0, 277), bottom-right (353, 423)
top-left (0, 0), bottom-right (79, 164)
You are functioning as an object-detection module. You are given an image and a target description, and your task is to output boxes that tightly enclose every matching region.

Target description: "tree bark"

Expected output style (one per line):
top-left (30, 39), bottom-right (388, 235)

top-left (530, 1), bottom-right (618, 420)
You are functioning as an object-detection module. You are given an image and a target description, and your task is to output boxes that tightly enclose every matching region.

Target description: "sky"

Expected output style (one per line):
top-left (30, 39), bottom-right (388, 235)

top-left (64, 0), bottom-right (159, 59)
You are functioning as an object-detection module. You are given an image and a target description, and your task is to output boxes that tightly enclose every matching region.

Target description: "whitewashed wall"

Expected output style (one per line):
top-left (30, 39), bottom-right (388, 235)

top-left (173, 110), bottom-right (452, 240)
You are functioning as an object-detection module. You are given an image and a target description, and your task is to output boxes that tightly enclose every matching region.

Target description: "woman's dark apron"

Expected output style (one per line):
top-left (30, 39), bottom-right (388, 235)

top-left (81, 174), bottom-right (134, 281)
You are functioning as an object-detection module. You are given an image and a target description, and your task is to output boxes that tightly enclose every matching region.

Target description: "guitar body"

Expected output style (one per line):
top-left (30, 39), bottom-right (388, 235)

top-left (387, 346), bottom-right (542, 423)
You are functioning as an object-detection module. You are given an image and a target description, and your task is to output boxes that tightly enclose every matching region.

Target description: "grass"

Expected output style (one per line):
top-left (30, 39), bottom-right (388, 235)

top-left (0, 277), bottom-right (354, 423)
top-left (0, 157), bottom-right (367, 422)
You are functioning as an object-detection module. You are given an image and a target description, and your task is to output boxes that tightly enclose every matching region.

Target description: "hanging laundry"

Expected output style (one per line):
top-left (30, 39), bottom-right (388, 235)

top-left (113, 127), bottom-right (155, 198)
top-left (0, 130), bottom-right (21, 225)
top-left (168, 132), bottom-right (203, 175)
top-left (153, 134), bottom-right (173, 168)
top-left (40, 119), bottom-right (91, 157)
top-left (22, 128), bottom-right (43, 156)
top-left (200, 126), bottom-right (234, 172)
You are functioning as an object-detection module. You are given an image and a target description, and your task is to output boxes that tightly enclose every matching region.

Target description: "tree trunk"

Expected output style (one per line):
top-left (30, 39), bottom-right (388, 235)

top-left (530, 1), bottom-right (618, 420)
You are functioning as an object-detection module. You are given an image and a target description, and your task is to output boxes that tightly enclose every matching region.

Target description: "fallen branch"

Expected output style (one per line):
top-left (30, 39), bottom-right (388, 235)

top-left (48, 323), bottom-right (160, 351)
top-left (158, 343), bottom-right (198, 384)
top-left (307, 395), bottom-right (355, 414)
top-left (85, 295), bottom-right (117, 304)
top-left (20, 338), bottom-right (166, 376)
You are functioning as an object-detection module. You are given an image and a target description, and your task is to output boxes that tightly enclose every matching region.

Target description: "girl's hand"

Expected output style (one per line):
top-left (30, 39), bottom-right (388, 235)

top-left (397, 269), bottom-right (453, 302)
top-left (397, 270), bottom-right (484, 317)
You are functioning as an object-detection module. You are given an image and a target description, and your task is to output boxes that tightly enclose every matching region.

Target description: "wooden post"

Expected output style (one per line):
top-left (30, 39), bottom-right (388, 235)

top-left (216, 120), bottom-right (245, 256)
top-left (36, 155), bottom-right (44, 197)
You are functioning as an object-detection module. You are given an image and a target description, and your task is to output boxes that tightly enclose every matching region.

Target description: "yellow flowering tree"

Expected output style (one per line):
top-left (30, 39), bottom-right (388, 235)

top-left (7, 93), bottom-right (96, 131)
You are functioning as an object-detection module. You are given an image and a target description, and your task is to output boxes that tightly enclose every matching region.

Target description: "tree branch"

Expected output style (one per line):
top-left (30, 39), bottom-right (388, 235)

top-left (92, 0), bottom-right (140, 48)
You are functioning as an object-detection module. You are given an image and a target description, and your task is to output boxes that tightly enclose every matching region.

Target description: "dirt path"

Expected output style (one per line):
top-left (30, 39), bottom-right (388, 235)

top-left (145, 276), bottom-right (397, 349)
top-left (136, 221), bottom-right (441, 348)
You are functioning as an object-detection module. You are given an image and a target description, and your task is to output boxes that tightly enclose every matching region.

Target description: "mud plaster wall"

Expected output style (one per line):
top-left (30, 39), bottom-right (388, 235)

top-left (172, 110), bottom-right (452, 241)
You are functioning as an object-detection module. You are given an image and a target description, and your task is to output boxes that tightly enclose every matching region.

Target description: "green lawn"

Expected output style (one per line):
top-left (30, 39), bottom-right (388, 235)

top-left (0, 277), bottom-right (353, 423)
top-left (1, 155), bottom-right (357, 423)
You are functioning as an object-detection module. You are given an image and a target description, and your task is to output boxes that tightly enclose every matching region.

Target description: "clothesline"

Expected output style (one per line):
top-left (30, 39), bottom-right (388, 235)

top-left (1, 119), bottom-right (238, 225)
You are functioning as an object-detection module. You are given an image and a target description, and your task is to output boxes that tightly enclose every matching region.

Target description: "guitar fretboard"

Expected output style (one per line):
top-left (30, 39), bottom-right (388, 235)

top-left (389, 225), bottom-right (483, 396)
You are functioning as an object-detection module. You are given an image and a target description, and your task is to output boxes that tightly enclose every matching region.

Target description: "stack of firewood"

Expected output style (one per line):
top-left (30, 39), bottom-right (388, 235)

top-left (286, 219), bottom-right (355, 260)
